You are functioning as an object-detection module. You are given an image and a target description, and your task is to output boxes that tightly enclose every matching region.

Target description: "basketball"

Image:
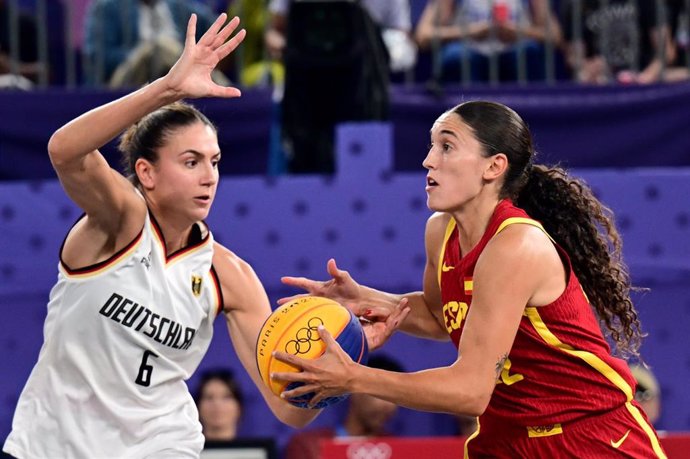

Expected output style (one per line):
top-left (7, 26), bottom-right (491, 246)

top-left (256, 296), bottom-right (369, 409)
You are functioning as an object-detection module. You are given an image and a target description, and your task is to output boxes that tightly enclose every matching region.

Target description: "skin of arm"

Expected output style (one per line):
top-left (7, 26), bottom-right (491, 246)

top-left (213, 243), bottom-right (320, 428)
top-left (273, 223), bottom-right (566, 416)
top-left (635, 24), bottom-right (676, 84)
top-left (415, 0), bottom-right (561, 50)
top-left (518, 0), bottom-right (562, 44)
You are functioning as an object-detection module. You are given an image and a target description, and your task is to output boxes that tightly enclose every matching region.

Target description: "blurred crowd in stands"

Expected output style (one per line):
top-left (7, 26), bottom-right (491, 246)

top-left (1, 0), bottom-right (689, 90)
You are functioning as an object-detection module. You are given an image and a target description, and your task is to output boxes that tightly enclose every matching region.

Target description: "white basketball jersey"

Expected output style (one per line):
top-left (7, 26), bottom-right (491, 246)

top-left (4, 213), bottom-right (221, 458)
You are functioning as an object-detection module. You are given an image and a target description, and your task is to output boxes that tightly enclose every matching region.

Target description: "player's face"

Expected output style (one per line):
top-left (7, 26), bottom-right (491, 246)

top-left (423, 112), bottom-right (491, 213)
top-left (198, 379), bottom-right (241, 433)
top-left (149, 122), bottom-right (220, 223)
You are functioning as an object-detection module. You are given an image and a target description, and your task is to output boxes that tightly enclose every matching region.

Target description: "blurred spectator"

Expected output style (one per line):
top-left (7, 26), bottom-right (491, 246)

top-left (561, 0), bottom-right (675, 84)
top-left (265, 0), bottom-right (417, 75)
top-left (83, 0), bottom-right (227, 88)
top-left (0, 0), bottom-right (40, 89)
top-left (665, 0), bottom-right (690, 82)
top-left (630, 364), bottom-right (662, 427)
top-left (194, 368), bottom-right (244, 443)
top-left (283, 354), bottom-right (405, 459)
top-left (414, 0), bottom-right (562, 83)
top-left (268, 0), bottom-right (390, 173)
top-left (220, 0), bottom-right (283, 87)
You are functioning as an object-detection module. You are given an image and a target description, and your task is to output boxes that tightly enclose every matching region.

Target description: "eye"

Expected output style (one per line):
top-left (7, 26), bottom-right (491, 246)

top-left (442, 143), bottom-right (452, 152)
top-left (185, 159), bottom-right (198, 168)
top-left (211, 159), bottom-right (220, 168)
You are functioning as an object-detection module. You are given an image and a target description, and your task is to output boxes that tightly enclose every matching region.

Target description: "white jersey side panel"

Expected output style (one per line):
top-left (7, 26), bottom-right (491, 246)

top-left (4, 213), bottom-right (220, 458)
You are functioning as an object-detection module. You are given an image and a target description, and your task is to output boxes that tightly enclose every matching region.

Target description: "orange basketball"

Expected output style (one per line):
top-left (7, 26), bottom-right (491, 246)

top-left (256, 296), bottom-right (368, 408)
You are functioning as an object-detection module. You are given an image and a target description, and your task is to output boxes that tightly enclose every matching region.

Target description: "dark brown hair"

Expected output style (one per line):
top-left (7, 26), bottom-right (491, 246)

top-left (451, 100), bottom-right (643, 358)
top-left (194, 368), bottom-right (244, 413)
top-left (118, 101), bottom-right (216, 185)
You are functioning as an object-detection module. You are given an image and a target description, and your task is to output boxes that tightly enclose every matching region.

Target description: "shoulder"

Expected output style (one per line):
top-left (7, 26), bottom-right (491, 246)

top-left (425, 212), bottom-right (452, 242)
top-left (426, 211), bottom-right (452, 233)
top-left (212, 242), bottom-right (267, 312)
top-left (479, 222), bottom-right (562, 283)
top-left (212, 242), bottom-right (256, 284)
top-left (487, 221), bottom-right (554, 259)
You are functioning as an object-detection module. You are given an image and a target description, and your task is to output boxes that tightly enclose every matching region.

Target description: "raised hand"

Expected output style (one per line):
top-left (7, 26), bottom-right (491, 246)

top-left (164, 13), bottom-right (246, 99)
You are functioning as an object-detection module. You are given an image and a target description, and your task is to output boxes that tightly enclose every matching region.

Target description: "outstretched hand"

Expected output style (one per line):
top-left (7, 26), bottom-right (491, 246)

top-left (164, 13), bottom-right (246, 99)
top-left (279, 258), bottom-right (365, 314)
top-left (280, 259), bottom-right (411, 350)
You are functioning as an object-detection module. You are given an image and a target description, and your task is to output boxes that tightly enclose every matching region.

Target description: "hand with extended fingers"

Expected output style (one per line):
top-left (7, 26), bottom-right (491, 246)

top-left (279, 259), bottom-right (363, 312)
top-left (279, 259), bottom-right (411, 350)
top-left (164, 13), bottom-right (246, 99)
top-left (271, 325), bottom-right (357, 408)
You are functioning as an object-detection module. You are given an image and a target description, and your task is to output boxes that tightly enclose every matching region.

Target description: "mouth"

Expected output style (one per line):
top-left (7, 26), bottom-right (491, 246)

top-left (194, 195), bottom-right (212, 205)
top-left (426, 176), bottom-right (438, 190)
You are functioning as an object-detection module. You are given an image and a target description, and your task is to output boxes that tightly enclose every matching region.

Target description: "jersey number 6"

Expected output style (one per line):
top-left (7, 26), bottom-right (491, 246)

top-left (135, 350), bottom-right (159, 387)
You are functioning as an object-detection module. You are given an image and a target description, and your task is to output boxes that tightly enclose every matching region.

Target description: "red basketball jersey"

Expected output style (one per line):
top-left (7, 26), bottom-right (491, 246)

top-left (439, 199), bottom-right (637, 425)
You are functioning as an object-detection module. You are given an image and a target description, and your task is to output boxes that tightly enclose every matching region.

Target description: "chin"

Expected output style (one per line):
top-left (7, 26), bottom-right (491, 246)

top-left (192, 209), bottom-right (211, 222)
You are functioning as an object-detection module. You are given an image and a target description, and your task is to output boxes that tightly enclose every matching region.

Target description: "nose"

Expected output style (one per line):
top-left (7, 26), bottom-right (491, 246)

top-left (422, 148), bottom-right (435, 170)
top-left (201, 161), bottom-right (218, 186)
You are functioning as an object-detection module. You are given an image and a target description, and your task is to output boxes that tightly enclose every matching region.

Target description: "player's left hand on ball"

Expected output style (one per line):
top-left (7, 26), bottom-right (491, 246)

top-left (361, 297), bottom-right (410, 351)
top-left (271, 325), bottom-right (354, 408)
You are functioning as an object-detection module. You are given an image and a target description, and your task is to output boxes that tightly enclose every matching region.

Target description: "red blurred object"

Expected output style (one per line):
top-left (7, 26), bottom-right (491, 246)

top-left (319, 433), bottom-right (690, 458)
top-left (493, 2), bottom-right (510, 24)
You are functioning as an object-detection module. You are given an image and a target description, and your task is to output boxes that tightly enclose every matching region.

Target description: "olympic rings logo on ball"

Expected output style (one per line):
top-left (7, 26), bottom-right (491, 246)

top-left (285, 317), bottom-right (324, 355)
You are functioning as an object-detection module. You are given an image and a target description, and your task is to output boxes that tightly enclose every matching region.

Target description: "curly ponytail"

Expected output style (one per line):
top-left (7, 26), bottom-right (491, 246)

top-left (516, 166), bottom-right (643, 358)
top-left (451, 100), bottom-right (643, 358)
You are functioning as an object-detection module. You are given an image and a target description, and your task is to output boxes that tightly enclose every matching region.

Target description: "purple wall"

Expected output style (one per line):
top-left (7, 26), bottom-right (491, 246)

top-left (4, 82), bottom-right (690, 181)
top-left (1, 123), bottom-right (689, 452)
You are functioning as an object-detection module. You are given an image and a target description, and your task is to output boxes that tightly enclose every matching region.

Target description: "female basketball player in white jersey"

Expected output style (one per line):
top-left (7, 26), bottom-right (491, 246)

top-left (3, 14), bottom-right (321, 458)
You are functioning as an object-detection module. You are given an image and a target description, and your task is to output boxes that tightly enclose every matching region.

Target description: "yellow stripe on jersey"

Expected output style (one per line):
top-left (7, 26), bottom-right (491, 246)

top-left (438, 217), bottom-right (457, 286)
top-left (624, 402), bottom-right (667, 458)
top-left (524, 307), bottom-right (667, 458)
top-left (463, 418), bottom-right (480, 459)
top-left (495, 217), bottom-right (545, 236)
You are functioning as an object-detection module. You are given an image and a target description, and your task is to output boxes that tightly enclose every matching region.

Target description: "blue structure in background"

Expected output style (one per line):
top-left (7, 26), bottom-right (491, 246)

top-left (1, 120), bottom-right (689, 451)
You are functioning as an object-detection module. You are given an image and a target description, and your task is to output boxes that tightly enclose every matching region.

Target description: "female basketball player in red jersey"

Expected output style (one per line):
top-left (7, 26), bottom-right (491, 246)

top-left (273, 101), bottom-right (667, 457)
top-left (3, 14), bottom-right (325, 459)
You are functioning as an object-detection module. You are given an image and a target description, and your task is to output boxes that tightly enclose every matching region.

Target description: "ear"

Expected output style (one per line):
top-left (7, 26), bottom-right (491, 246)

top-left (135, 158), bottom-right (156, 190)
top-left (483, 153), bottom-right (508, 182)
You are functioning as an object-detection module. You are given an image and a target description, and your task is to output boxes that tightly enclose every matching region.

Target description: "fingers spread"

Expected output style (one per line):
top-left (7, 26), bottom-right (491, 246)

top-left (200, 13), bottom-right (228, 46)
top-left (213, 16), bottom-right (241, 49)
top-left (317, 325), bottom-right (336, 347)
top-left (216, 28), bottom-right (247, 60)
top-left (327, 258), bottom-right (345, 279)
top-left (272, 350), bottom-right (306, 369)
top-left (185, 14), bottom-right (198, 47)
